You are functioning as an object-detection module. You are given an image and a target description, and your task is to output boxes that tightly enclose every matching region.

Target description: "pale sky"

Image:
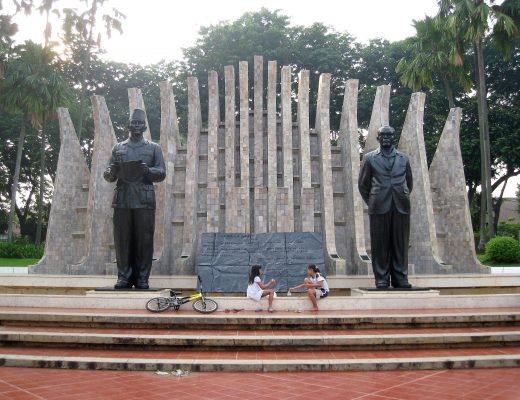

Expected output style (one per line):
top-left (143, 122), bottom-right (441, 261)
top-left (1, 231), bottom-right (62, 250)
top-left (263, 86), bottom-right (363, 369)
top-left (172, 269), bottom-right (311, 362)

top-left (6, 0), bottom-right (518, 197)
top-left (8, 0), bottom-right (440, 64)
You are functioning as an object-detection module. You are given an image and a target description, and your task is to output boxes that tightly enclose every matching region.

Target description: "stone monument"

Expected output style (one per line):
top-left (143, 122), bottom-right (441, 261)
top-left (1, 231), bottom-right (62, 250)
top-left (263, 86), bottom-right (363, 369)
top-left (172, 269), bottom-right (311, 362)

top-left (30, 55), bottom-right (487, 279)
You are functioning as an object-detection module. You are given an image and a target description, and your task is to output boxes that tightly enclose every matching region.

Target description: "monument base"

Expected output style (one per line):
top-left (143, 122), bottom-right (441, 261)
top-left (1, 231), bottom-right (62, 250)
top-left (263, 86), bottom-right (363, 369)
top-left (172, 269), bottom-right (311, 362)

top-left (94, 287), bottom-right (166, 292)
top-left (352, 288), bottom-right (440, 297)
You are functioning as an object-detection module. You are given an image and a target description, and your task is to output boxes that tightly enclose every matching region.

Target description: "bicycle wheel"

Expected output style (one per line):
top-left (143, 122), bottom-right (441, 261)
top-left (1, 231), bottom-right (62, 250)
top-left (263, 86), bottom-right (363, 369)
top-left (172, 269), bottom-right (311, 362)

top-left (146, 297), bottom-right (170, 312)
top-left (192, 298), bottom-right (218, 314)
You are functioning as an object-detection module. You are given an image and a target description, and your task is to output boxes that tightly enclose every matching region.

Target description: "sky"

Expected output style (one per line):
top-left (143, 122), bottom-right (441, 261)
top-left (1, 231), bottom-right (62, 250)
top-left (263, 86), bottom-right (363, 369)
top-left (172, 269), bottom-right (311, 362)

top-left (8, 0), bottom-right (440, 64)
top-left (6, 0), bottom-right (518, 197)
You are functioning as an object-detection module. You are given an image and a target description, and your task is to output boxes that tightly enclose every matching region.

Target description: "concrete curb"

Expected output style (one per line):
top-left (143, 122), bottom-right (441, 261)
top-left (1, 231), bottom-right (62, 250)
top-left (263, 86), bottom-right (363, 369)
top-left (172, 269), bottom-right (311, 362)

top-left (0, 293), bottom-right (519, 311)
top-left (2, 330), bottom-right (520, 349)
top-left (1, 354), bottom-right (519, 372)
top-left (1, 309), bottom-right (520, 329)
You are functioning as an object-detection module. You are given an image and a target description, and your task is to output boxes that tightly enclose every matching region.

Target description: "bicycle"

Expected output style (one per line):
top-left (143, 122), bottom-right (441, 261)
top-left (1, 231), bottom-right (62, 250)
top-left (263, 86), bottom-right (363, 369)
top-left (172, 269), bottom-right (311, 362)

top-left (145, 275), bottom-right (218, 314)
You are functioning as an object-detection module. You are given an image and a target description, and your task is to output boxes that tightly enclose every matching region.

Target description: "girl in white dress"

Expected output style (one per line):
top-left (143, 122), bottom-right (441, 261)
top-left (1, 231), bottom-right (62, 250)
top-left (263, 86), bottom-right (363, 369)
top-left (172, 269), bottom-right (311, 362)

top-left (247, 265), bottom-right (276, 313)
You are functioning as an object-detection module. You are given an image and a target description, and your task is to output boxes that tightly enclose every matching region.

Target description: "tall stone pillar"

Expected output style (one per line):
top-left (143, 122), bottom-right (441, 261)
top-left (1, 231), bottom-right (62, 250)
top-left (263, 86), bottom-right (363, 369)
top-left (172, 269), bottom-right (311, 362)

top-left (361, 84), bottom-right (391, 262)
top-left (224, 65), bottom-right (236, 231)
top-left (177, 77), bottom-right (201, 274)
top-left (30, 108), bottom-right (90, 274)
top-left (280, 65), bottom-right (295, 231)
top-left (315, 74), bottom-right (345, 274)
top-left (339, 79), bottom-right (370, 275)
top-left (398, 92), bottom-right (446, 274)
top-left (297, 69), bottom-right (314, 232)
top-left (429, 108), bottom-right (487, 273)
top-left (364, 85), bottom-right (391, 153)
top-left (239, 61), bottom-right (250, 233)
top-left (267, 61), bottom-right (278, 232)
top-left (206, 70), bottom-right (220, 233)
top-left (253, 55), bottom-right (264, 187)
top-left (156, 81), bottom-right (179, 274)
top-left (73, 95), bottom-right (117, 274)
top-left (253, 56), bottom-right (267, 233)
top-left (128, 88), bottom-right (152, 141)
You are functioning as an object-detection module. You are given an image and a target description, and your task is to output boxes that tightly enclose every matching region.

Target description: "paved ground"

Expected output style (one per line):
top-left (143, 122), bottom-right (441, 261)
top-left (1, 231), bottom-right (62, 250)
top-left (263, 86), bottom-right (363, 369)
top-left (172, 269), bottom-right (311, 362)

top-left (0, 367), bottom-right (519, 400)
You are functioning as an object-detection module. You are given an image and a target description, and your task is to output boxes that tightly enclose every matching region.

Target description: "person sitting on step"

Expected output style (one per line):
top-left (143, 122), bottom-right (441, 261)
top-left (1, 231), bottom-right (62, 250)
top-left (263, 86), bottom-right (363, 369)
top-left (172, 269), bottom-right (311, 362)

top-left (289, 264), bottom-right (329, 311)
top-left (246, 265), bottom-right (276, 313)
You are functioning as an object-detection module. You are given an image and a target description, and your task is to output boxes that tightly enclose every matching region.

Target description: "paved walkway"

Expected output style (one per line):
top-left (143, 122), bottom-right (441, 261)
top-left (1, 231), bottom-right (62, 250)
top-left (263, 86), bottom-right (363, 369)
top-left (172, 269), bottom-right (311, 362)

top-left (0, 367), bottom-right (518, 400)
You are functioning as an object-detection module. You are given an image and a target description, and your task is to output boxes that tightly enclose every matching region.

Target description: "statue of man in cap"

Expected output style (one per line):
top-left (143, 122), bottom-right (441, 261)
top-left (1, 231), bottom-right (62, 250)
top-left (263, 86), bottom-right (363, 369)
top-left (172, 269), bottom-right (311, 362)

top-left (358, 126), bottom-right (413, 289)
top-left (103, 108), bottom-right (166, 289)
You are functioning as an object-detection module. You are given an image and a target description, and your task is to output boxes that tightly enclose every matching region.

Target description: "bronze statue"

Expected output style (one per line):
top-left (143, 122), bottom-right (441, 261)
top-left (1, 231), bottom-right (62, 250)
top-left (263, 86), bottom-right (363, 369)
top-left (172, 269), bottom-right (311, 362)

top-left (358, 126), bottom-right (413, 289)
top-left (103, 108), bottom-right (166, 289)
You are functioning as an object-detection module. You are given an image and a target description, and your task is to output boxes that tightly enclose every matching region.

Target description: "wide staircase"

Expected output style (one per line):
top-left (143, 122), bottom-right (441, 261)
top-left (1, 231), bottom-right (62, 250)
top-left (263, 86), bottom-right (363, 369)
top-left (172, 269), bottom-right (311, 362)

top-left (0, 306), bottom-right (520, 372)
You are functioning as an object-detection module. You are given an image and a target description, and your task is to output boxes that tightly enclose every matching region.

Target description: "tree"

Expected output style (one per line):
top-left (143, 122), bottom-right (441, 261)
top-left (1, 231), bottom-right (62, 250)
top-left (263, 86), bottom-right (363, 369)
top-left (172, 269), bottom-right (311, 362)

top-left (0, 41), bottom-right (69, 241)
top-left (396, 16), bottom-right (471, 109)
top-left (516, 183), bottom-right (520, 214)
top-left (61, 0), bottom-right (124, 141)
top-left (438, 0), bottom-right (519, 250)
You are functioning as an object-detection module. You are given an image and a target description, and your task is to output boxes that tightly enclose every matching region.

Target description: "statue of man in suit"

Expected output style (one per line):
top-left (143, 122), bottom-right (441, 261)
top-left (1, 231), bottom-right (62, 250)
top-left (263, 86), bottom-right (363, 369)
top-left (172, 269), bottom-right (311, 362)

top-left (358, 126), bottom-right (413, 289)
top-left (103, 108), bottom-right (166, 290)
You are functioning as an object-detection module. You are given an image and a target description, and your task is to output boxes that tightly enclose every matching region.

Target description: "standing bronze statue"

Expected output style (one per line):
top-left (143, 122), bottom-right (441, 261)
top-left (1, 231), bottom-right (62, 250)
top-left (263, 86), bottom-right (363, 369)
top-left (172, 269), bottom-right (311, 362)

top-left (358, 126), bottom-right (413, 289)
top-left (103, 109), bottom-right (166, 289)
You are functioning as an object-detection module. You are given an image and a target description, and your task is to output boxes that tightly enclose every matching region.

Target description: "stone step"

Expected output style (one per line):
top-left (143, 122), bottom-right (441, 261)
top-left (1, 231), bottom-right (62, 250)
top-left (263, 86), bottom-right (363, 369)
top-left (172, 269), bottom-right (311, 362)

top-left (1, 326), bottom-right (519, 351)
top-left (1, 293), bottom-right (520, 312)
top-left (1, 308), bottom-right (519, 330)
top-left (1, 346), bottom-right (519, 371)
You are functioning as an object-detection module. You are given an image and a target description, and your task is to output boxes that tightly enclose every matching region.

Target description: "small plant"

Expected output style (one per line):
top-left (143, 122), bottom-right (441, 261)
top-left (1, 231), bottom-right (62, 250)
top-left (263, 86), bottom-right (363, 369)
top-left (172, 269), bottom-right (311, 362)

top-left (0, 240), bottom-right (44, 259)
top-left (485, 236), bottom-right (520, 264)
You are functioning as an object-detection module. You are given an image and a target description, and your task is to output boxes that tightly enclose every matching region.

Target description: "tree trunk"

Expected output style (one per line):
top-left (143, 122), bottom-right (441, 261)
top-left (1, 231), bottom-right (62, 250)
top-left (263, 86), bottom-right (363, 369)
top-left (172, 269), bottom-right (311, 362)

top-left (440, 72), bottom-right (455, 109)
top-left (493, 176), bottom-right (509, 233)
top-left (475, 40), bottom-right (494, 250)
top-left (76, 1), bottom-right (97, 141)
top-left (7, 114), bottom-right (27, 242)
top-left (35, 115), bottom-right (47, 245)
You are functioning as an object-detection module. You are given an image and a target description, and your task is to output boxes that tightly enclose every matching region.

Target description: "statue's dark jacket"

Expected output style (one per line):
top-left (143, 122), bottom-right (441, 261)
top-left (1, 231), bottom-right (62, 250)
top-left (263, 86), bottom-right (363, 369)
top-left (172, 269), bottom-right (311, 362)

top-left (104, 138), bottom-right (166, 209)
top-left (358, 148), bottom-right (413, 215)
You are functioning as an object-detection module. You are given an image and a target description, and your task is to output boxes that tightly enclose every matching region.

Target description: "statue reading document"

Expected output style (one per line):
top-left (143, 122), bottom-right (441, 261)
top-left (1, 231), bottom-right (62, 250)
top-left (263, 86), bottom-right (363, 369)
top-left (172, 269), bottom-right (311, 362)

top-left (103, 108), bottom-right (166, 289)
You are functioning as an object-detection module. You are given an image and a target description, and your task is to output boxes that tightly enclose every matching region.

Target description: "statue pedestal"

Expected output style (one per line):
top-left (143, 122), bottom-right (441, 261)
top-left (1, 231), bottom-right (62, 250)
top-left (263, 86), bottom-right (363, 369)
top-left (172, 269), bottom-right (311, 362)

top-left (352, 288), bottom-right (440, 297)
top-left (86, 288), bottom-right (170, 299)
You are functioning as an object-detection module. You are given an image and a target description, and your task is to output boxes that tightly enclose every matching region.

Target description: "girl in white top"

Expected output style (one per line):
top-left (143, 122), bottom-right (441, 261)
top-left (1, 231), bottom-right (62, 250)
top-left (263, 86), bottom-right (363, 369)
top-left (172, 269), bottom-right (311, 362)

top-left (247, 265), bottom-right (276, 313)
top-left (289, 264), bottom-right (329, 311)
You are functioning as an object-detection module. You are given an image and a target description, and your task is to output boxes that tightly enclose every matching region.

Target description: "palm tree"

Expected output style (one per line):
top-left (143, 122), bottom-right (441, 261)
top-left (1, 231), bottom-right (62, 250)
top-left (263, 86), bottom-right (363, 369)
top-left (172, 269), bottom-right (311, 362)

top-left (438, 0), bottom-right (519, 250)
top-left (396, 16), bottom-right (471, 109)
top-left (0, 41), bottom-right (70, 242)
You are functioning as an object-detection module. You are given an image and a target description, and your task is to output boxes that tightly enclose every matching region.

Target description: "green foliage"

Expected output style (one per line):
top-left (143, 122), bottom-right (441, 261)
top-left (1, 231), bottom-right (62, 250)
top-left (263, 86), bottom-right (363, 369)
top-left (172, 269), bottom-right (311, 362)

top-left (0, 238), bottom-right (44, 258)
top-left (496, 221), bottom-right (520, 239)
top-left (517, 183), bottom-right (520, 213)
top-left (485, 236), bottom-right (520, 263)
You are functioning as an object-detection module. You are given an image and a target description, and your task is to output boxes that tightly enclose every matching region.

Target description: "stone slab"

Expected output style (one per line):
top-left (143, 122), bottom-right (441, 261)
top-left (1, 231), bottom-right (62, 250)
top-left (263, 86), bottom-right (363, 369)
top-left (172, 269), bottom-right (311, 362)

top-left (1, 353), bottom-right (519, 372)
top-left (0, 293), bottom-right (518, 311)
top-left (352, 288), bottom-right (440, 297)
top-left (3, 273), bottom-right (520, 289)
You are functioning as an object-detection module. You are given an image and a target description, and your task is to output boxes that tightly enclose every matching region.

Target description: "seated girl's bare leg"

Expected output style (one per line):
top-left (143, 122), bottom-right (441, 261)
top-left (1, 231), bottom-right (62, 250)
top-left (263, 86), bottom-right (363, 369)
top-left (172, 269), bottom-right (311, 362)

top-left (307, 288), bottom-right (318, 311)
top-left (263, 290), bottom-right (274, 309)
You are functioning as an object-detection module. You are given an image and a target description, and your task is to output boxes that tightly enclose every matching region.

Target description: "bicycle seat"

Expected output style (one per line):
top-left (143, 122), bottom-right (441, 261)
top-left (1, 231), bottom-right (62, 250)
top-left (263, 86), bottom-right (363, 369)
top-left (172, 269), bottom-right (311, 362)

top-left (170, 290), bottom-right (183, 296)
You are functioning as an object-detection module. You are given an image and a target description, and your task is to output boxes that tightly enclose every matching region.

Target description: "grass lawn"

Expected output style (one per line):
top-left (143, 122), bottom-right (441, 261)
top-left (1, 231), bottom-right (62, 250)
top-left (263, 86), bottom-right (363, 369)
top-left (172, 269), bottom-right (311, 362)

top-left (477, 254), bottom-right (520, 267)
top-left (0, 258), bottom-right (38, 267)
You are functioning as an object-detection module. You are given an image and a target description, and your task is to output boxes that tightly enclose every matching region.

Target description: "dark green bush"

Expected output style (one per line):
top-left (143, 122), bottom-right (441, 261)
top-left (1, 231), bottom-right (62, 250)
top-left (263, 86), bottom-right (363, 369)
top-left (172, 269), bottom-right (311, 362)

top-left (485, 236), bottom-right (520, 264)
top-left (496, 221), bottom-right (520, 240)
top-left (0, 241), bottom-right (44, 259)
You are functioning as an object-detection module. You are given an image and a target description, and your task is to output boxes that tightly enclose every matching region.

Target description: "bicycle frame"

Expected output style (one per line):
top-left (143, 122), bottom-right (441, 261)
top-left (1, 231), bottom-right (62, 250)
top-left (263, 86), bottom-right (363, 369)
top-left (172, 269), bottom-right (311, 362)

top-left (174, 292), bottom-right (202, 305)
top-left (169, 275), bottom-right (206, 306)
